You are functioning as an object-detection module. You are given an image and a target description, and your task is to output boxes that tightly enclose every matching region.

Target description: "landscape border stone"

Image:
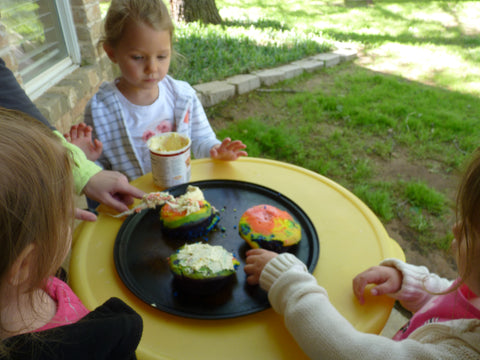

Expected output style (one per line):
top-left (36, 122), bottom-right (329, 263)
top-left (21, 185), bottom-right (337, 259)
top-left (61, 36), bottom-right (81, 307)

top-left (292, 59), bottom-right (325, 73)
top-left (310, 53), bottom-right (341, 67)
top-left (225, 74), bottom-right (261, 95)
top-left (194, 48), bottom-right (357, 108)
top-left (192, 81), bottom-right (236, 108)
top-left (252, 68), bottom-right (286, 86)
top-left (333, 48), bottom-right (358, 62)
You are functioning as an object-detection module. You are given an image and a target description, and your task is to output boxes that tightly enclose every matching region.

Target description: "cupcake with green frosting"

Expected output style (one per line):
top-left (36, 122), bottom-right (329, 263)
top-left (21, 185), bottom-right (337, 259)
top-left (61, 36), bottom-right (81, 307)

top-left (168, 243), bottom-right (240, 294)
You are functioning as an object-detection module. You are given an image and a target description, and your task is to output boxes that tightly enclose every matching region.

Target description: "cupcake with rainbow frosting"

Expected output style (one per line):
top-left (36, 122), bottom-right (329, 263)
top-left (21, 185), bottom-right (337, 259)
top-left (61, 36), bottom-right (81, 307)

top-left (238, 204), bottom-right (302, 252)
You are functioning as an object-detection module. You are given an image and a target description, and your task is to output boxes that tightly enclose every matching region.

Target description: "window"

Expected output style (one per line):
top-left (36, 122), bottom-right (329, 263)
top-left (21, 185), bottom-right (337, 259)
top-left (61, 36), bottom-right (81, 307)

top-left (1, 0), bottom-right (81, 99)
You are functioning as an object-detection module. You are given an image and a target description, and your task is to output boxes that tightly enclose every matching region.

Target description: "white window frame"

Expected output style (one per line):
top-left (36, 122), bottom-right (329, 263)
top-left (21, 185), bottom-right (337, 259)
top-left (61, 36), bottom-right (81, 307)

top-left (24, 1), bottom-right (82, 100)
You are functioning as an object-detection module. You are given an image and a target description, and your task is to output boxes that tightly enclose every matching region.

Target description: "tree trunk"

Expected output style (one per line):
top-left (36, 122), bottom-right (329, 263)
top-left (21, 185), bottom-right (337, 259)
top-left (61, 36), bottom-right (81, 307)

top-left (170, 0), bottom-right (222, 25)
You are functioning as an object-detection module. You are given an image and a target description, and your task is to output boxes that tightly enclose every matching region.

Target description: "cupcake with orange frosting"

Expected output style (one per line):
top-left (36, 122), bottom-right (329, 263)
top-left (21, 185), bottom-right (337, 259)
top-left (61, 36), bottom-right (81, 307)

top-left (238, 204), bottom-right (301, 252)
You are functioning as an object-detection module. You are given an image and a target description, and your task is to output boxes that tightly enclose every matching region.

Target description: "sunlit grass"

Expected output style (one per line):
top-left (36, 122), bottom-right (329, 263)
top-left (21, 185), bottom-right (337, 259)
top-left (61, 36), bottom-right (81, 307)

top-left (218, 0), bottom-right (480, 96)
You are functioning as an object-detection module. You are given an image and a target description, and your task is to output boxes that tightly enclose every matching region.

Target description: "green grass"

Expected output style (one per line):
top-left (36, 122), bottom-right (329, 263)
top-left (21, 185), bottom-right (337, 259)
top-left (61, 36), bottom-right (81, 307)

top-left (212, 60), bottom-right (479, 251)
top-left (211, 0), bottom-right (480, 253)
top-left (171, 21), bottom-right (331, 84)
top-left (402, 180), bottom-right (446, 215)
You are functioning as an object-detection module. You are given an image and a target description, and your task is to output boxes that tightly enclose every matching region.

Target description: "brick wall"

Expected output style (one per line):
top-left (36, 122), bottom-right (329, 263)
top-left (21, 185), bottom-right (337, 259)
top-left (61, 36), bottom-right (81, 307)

top-left (1, 0), bottom-right (113, 133)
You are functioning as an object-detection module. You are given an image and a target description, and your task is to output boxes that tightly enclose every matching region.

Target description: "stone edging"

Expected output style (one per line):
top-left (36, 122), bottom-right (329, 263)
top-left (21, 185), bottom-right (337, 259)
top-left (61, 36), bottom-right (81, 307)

top-left (193, 48), bottom-right (357, 108)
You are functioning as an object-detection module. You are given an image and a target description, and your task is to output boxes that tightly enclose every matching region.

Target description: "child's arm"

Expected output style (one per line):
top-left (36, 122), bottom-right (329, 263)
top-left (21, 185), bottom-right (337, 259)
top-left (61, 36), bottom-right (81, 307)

top-left (184, 90), bottom-right (221, 158)
top-left (245, 250), bottom-right (476, 359)
top-left (378, 258), bottom-right (454, 313)
top-left (353, 259), bottom-right (453, 313)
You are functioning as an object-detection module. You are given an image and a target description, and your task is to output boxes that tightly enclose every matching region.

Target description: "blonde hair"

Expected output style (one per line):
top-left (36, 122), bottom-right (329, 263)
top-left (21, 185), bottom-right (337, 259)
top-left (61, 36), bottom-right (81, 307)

top-left (102, 0), bottom-right (175, 49)
top-left (455, 148), bottom-right (480, 284)
top-left (0, 108), bottom-right (75, 339)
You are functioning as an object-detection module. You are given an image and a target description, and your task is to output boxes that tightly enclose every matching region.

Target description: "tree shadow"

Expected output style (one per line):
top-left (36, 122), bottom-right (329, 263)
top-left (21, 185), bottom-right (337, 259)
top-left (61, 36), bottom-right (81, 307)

top-left (321, 2), bottom-right (480, 50)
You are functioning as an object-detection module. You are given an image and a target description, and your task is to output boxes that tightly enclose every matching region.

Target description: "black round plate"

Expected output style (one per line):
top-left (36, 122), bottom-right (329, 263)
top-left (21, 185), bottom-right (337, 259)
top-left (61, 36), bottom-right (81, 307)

top-left (114, 180), bottom-right (319, 319)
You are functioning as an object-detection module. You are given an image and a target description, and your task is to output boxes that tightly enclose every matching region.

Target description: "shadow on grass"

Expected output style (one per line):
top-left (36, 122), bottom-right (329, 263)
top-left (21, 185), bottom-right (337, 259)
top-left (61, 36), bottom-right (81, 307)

top-left (222, 19), bottom-right (290, 31)
top-left (173, 0), bottom-right (479, 83)
top-left (320, 2), bottom-right (480, 50)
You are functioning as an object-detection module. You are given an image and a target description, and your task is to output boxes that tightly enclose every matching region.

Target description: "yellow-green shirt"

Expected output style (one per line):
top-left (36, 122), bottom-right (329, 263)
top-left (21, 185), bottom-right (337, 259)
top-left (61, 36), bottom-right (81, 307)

top-left (54, 131), bottom-right (102, 195)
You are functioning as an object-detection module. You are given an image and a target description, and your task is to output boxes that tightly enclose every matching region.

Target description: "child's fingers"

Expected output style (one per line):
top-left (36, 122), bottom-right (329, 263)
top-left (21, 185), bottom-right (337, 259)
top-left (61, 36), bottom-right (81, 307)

top-left (224, 140), bottom-right (246, 152)
top-left (352, 267), bottom-right (386, 303)
top-left (209, 147), bottom-right (219, 158)
top-left (245, 248), bottom-right (266, 257)
top-left (352, 276), bottom-right (369, 304)
top-left (75, 208), bottom-right (97, 222)
top-left (221, 146), bottom-right (247, 159)
top-left (246, 273), bottom-right (260, 285)
top-left (217, 138), bottom-right (231, 150)
top-left (369, 281), bottom-right (397, 297)
top-left (353, 266), bottom-right (402, 304)
top-left (83, 125), bottom-right (93, 137)
top-left (77, 122), bottom-right (89, 131)
top-left (229, 144), bottom-right (247, 154)
top-left (93, 139), bottom-right (103, 152)
top-left (234, 150), bottom-right (248, 158)
top-left (229, 140), bottom-right (247, 148)
top-left (243, 263), bottom-right (260, 285)
top-left (70, 124), bottom-right (79, 140)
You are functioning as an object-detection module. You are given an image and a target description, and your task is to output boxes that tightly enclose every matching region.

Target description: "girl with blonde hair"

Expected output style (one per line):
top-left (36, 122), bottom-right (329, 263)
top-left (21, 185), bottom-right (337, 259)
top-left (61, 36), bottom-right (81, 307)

top-left (0, 108), bottom-right (142, 359)
top-left (66, 0), bottom-right (247, 182)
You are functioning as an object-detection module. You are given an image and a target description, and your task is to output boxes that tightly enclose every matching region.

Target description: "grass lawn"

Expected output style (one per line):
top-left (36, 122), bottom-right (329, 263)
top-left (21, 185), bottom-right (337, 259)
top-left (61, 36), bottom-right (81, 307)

top-left (206, 0), bottom-right (480, 256)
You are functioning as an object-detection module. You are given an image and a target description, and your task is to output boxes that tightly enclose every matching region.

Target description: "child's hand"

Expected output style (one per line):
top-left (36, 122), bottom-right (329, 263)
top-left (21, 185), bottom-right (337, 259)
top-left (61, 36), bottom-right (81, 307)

top-left (83, 170), bottom-right (145, 213)
top-left (352, 265), bottom-right (403, 305)
top-left (75, 208), bottom-right (97, 222)
top-left (210, 138), bottom-right (248, 161)
top-left (244, 249), bottom-right (278, 285)
top-left (64, 123), bottom-right (103, 162)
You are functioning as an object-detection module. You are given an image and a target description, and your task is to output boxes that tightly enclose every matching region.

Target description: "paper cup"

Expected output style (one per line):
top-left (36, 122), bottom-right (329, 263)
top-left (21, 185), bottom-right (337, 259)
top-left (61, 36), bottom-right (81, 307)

top-left (147, 132), bottom-right (191, 189)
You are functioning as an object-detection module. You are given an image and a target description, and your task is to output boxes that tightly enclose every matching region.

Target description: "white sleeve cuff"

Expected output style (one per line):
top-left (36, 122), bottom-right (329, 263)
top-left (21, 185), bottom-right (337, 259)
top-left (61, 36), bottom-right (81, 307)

top-left (260, 253), bottom-right (308, 292)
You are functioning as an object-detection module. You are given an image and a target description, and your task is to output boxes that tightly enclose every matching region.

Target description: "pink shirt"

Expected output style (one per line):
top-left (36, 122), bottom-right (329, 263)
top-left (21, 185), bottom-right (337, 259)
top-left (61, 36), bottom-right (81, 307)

top-left (394, 280), bottom-right (480, 340)
top-left (34, 276), bottom-right (90, 332)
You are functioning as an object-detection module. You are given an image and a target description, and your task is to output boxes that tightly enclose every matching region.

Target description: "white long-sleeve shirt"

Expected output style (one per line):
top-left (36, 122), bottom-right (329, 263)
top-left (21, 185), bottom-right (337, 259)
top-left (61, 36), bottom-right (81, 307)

top-left (260, 254), bottom-right (480, 359)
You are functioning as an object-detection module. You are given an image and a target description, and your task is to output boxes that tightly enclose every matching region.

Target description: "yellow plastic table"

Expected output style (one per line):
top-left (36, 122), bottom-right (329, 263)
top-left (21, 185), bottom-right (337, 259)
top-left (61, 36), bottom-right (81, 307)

top-left (70, 157), bottom-right (405, 360)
